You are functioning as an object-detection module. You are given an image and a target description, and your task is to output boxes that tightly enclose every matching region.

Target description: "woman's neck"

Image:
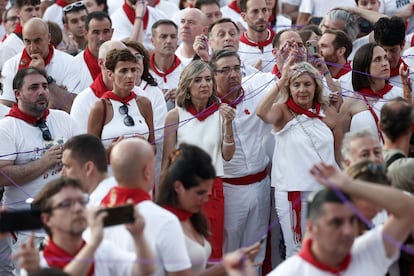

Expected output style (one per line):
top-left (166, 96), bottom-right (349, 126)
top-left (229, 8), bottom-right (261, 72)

top-left (370, 79), bottom-right (386, 93)
top-left (191, 99), bottom-right (208, 112)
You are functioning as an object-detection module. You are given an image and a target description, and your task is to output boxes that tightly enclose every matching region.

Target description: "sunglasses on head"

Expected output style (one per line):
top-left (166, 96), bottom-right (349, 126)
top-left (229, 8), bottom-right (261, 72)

top-left (63, 1), bottom-right (85, 13)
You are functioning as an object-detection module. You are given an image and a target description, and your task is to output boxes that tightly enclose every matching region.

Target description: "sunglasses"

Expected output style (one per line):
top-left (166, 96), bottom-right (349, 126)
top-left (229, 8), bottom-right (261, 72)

top-left (36, 120), bottom-right (52, 141)
top-left (63, 1), bottom-right (85, 13)
top-left (119, 104), bottom-right (135, 127)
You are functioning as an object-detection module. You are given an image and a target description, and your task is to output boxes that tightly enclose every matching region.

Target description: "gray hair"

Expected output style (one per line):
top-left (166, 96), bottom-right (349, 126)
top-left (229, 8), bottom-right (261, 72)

top-left (341, 128), bottom-right (378, 162)
top-left (320, 9), bottom-right (359, 41)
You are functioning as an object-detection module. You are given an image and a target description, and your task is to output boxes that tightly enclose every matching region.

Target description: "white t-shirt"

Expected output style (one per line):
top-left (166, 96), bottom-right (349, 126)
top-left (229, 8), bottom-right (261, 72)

top-left (299, 0), bottom-right (355, 18)
top-left (42, 4), bottom-right (64, 30)
top-left (1, 48), bottom-right (81, 103)
top-left (70, 50), bottom-right (94, 93)
top-left (0, 33), bottom-right (24, 70)
top-left (220, 4), bottom-right (247, 30)
top-left (100, 200), bottom-right (192, 276)
top-left (0, 110), bottom-right (81, 210)
top-left (268, 226), bottom-right (399, 275)
top-left (87, 177), bottom-right (117, 208)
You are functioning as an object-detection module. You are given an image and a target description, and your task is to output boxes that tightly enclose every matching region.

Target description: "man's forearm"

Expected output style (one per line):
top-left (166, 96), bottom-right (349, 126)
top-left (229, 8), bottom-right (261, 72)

top-left (0, 159), bottom-right (53, 186)
top-left (48, 83), bottom-right (76, 113)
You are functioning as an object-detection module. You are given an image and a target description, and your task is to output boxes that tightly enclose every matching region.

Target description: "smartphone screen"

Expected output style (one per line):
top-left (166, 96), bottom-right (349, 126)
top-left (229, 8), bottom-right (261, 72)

top-left (0, 209), bottom-right (42, 232)
top-left (102, 204), bottom-right (135, 227)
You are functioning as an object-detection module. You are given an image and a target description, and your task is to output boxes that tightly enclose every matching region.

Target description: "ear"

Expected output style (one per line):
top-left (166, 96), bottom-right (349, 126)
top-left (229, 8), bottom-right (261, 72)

top-left (41, 213), bottom-right (51, 229)
top-left (173, 180), bottom-right (185, 194)
top-left (84, 161), bottom-right (95, 177)
top-left (98, 58), bottom-right (104, 68)
top-left (241, 11), bottom-right (247, 21)
top-left (14, 89), bottom-right (21, 101)
top-left (47, 33), bottom-right (51, 44)
top-left (306, 218), bottom-right (314, 236)
top-left (337, 46), bottom-right (345, 57)
top-left (272, 47), bottom-right (278, 57)
top-left (107, 69), bottom-right (114, 80)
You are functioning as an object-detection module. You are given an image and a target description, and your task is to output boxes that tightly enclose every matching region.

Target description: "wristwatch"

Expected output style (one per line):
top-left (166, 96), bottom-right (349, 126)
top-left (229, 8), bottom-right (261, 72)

top-left (46, 75), bottom-right (55, 85)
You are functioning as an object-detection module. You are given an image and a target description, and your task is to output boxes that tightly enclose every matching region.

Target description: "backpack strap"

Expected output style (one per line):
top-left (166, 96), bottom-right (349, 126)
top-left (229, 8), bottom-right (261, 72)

top-left (385, 152), bottom-right (406, 168)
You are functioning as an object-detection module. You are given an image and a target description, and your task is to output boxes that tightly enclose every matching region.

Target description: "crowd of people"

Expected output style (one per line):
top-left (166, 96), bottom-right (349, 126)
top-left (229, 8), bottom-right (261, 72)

top-left (0, 0), bottom-right (414, 275)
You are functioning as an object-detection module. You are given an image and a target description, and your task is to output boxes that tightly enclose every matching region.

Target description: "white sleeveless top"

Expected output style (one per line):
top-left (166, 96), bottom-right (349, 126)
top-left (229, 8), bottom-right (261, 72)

top-left (271, 113), bottom-right (337, 191)
top-left (101, 98), bottom-right (149, 148)
top-left (177, 106), bottom-right (224, 176)
top-left (185, 236), bottom-right (211, 275)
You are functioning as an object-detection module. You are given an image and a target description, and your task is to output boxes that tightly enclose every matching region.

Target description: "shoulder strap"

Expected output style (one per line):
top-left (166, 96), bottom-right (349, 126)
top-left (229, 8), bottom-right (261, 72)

top-left (385, 152), bottom-right (406, 168)
top-left (100, 99), bottom-right (107, 137)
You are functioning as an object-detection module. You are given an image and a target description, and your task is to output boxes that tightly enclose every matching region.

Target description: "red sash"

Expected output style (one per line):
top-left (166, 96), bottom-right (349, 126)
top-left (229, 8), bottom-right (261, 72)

top-left (239, 29), bottom-right (275, 52)
top-left (101, 91), bottom-right (137, 105)
top-left (188, 101), bottom-right (220, 121)
top-left (163, 205), bottom-right (193, 221)
top-left (150, 53), bottom-right (182, 82)
top-left (298, 238), bottom-right (351, 275)
top-left (18, 44), bottom-right (54, 70)
top-left (101, 186), bottom-right (151, 207)
top-left (83, 47), bottom-right (100, 80)
top-left (43, 239), bottom-right (94, 276)
top-left (6, 104), bottom-right (50, 124)
top-left (123, 1), bottom-right (149, 29)
top-left (89, 73), bottom-right (110, 98)
top-left (286, 98), bottom-right (322, 120)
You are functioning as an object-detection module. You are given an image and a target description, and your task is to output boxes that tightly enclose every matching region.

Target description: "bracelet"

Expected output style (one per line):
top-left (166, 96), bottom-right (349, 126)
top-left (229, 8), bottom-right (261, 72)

top-left (135, 16), bottom-right (143, 20)
top-left (223, 141), bottom-right (235, 146)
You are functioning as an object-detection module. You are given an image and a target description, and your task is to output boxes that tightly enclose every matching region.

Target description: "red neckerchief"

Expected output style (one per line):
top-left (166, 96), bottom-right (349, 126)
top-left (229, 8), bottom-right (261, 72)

top-left (288, 191), bottom-right (302, 243)
top-left (239, 29), bottom-right (276, 52)
top-left (89, 73), bottom-right (110, 98)
top-left (187, 100), bottom-right (220, 121)
top-left (123, 1), bottom-right (149, 29)
top-left (55, 0), bottom-right (68, 7)
top-left (6, 104), bottom-right (50, 124)
top-left (13, 23), bottom-right (22, 39)
top-left (228, 1), bottom-right (241, 13)
top-left (221, 88), bottom-right (244, 108)
top-left (271, 64), bottom-right (282, 78)
top-left (358, 83), bottom-right (393, 99)
top-left (298, 238), bottom-right (351, 275)
top-left (286, 98), bottom-right (323, 120)
top-left (163, 205), bottom-right (193, 221)
top-left (18, 44), bottom-right (54, 70)
top-left (83, 47), bottom-right (100, 80)
top-left (43, 239), bottom-right (94, 276)
top-left (153, 0), bottom-right (160, 6)
top-left (150, 53), bottom-right (182, 82)
top-left (101, 91), bottom-right (137, 105)
top-left (101, 186), bottom-right (151, 207)
top-left (390, 58), bottom-right (408, 77)
top-left (334, 61), bottom-right (351, 79)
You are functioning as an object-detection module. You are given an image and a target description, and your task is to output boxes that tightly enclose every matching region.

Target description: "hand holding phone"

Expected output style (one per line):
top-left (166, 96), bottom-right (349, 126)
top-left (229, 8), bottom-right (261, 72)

top-left (306, 40), bottom-right (319, 56)
top-left (102, 204), bottom-right (135, 227)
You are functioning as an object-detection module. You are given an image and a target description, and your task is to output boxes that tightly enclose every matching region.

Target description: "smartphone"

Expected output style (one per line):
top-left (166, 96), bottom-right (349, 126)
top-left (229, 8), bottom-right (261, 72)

top-left (306, 40), bottom-right (319, 56)
top-left (0, 209), bottom-right (42, 232)
top-left (102, 204), bottom-right (135, 227)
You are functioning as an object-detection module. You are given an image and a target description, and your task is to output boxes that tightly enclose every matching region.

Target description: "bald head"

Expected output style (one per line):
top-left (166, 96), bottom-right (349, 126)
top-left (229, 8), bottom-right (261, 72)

top-left (99, 40), bottom-right (127, 60)
top-left (110, 138), bottom-right (155, 190)
top-left (23, 18), bottom-right (51, 59)
top-left (179, 8), bottom-right (208, 44)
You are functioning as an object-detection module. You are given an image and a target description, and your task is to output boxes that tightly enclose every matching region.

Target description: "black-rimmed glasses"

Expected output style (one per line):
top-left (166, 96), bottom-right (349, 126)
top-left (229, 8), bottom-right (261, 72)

top-left (36, 120), bottom-right (52, 141)
top-left (5, 16), bottom-right (19, 23)
top-left (215, 65), bottom-right (243, 75)
top-left (63, 1), bottom-right (85, 13)
top-left (119, 104), bottom-right (135, 127)
top-left (50, 194), bottom-right (89, 212)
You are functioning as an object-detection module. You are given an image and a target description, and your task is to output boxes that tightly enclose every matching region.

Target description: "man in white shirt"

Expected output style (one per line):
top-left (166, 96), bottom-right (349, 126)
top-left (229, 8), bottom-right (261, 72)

top-left (61, 134), bottom-right (116, 207)
top-left (102, 138), bottom-right (193, 276)
top-left (0, 18), bottom-right (80, 112)
top-left (42, 0), bottom-right (77, 30)
top-left (175, 8), bottom-right (208, 65)
top-left (269, 163), bottom-right (414, 275)
top-left (150, 19), bottom-right (185, 110)
top-left (70, 11), bottom-right (113, 92)
top-left (62, 0), bottom-right (87, 55)
top-left (238, 0), bottom-right (275, 72)
top-left (0, 0), bottom-right (41, 70)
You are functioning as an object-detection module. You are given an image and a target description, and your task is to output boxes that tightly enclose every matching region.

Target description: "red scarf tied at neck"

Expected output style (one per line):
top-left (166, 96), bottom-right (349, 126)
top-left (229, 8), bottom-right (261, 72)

top-left (298, 238), bottom-right (351, 275)
top-left (239, 29), bottom-right (275, 52)
top-left (358, 83), bottom-right (393, 99)
top-left (187, 100), bottom-right (220, 121)
top-left (6, 104), bottom-right (50, 124)
top-left (286, 98), bottom-right (323, 120)
top-left (83, 47), bottom-right (100, 80)
top-left (18, 44), bottom-right (54, 70)
top-left (163, 205), bottom-right (193, 221)
top-left (89, 73), bottom-right (110, 98)
top-left (150, 53), bottom-right (182, 83)
top-left (221, 88), bottom-right (244, 108)
top-left (13, 23), bottom-right (22, 38)
top-left (43, 239), bottom-right (95, 276)
top-left (101, 91), bottom-right (137, 105)
top-left (101, 186), bottom-right (151, 207)
top-left (228, 1), bottom-right (241, 13)
top-left (123, 0), bottom-right (149, 29)
top-left (390, 58), bottom-right (408, 78)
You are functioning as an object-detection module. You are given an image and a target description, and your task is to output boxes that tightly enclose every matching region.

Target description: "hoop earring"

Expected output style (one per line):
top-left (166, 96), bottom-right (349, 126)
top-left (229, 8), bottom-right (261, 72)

top-left (185, 93), bottom-right (191, 100)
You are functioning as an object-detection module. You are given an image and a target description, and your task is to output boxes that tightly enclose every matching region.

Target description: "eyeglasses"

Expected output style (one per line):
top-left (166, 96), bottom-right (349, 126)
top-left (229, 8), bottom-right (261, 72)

top-left (119, 104), bottom-right (135, 127)
top-left (50, 194), bottom-right (89, 211)
top-left (5, 16), bottom-right (19, 23)
top-left (215, 65), bottom-right (242, 75)
top-left (36, 120), bottom-right (52, 141)
top-left (63, 1), bottom-right (85, 13)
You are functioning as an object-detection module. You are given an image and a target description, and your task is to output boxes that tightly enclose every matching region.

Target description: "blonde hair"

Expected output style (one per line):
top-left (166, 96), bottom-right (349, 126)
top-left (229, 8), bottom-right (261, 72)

top-left (175, 60), bottom-right (218, 109)
top-left (277, 62), bottom-right (326, 105)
